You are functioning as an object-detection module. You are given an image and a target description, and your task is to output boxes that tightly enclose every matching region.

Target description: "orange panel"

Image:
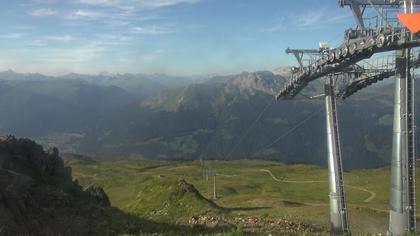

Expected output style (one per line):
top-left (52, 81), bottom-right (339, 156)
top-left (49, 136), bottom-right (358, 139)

top-left (398, 13), bottom-right (420, 33)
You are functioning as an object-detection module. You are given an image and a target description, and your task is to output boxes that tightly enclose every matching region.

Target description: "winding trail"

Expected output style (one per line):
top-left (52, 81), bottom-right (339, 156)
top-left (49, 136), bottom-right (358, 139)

top-left (259, 169), bottom-right (376, 203)
top-left (260, 169), bottom-right (326, 184)
top-left (346, 185), bottom-right (377, 203)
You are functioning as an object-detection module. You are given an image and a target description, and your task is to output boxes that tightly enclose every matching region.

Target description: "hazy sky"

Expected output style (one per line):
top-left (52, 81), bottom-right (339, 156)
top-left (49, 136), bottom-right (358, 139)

top-left (0, 0), bottom-right (356, 75)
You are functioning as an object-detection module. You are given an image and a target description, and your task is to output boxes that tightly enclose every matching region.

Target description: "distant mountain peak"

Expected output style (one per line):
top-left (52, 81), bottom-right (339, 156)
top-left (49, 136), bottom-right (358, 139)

top-left (140, 70), bottom-right (287, 111)
top-left (0, 69), bottom-right (18, 75)
top-left (272, 67), bottom-right (292, 78)
top-left (0, 69), bottom-right (52, 81)
top-left (229, 70), bottom-right (286, 96)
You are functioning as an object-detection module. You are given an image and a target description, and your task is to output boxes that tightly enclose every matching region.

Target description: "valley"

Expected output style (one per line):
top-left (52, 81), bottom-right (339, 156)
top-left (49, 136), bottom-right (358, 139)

top-left (64, 155), bottom-right (420, 235)
top-left (0, 70), bottom-right (412, 169)
top-left (1, 0), bottom-right (420, 235)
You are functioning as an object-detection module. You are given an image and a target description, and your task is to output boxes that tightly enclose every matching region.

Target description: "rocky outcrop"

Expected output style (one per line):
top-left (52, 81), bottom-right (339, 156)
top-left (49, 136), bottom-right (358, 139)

top-left (85, 185), bottom-right (111, 207)
top-left (188, 214), bottom-right (322, 234)
top-left (177, 179), bottom-right (223, 210)
top-left (232, 216), bottom-right (321, 233)
top-left (0, 136), bottom-right (115, 235)
top-left (0, 136), bottom-right (239, 235)
top-left (0, 136), bottom-right (75, 191)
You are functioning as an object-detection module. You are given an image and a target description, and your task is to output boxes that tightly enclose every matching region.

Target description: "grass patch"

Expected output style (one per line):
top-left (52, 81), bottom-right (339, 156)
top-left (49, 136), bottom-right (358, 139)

top-left (65, 158), bottom-right (420, 235)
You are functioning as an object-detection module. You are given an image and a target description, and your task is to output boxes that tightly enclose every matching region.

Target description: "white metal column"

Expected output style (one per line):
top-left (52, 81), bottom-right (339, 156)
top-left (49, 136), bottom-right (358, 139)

top-left (389, 48), bottom-right (416, 235)
top-left (325, 76), bottom-right (350, 235)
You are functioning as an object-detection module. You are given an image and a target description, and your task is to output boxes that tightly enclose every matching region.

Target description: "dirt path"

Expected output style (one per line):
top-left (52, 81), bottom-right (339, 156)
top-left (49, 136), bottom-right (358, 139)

top-left (260, 169), bottom-right (376, 203)
top-left (346, 185), bottom-right (376, 203)
top-left (260, 169), bottom-right (326, 183)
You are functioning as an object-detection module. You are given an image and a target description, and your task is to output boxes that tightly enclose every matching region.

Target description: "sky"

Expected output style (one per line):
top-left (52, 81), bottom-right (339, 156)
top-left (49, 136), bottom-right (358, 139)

top-left (0, 0), bottom-right (357, 76)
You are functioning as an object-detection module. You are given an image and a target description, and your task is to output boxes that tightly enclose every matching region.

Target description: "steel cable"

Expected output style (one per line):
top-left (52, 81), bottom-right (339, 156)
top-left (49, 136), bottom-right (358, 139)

top-left (225, 98), bottom-right (275, 159)
top-left (251, 107), bottom-right (323, 157)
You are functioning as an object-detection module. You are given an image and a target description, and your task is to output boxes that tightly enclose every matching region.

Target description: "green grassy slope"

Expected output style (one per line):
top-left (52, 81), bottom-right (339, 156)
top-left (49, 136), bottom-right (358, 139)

top-left (64, 156), bottom-right (420, 235)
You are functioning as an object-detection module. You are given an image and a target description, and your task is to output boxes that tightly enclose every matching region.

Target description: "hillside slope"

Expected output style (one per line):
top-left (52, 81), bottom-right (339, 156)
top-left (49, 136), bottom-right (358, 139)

top-left (68, 158), bottom-right (408, 234)
top-left (127, 179), bottom-right (225, 222)
top-left (0, 136), bottom-right (235, 235)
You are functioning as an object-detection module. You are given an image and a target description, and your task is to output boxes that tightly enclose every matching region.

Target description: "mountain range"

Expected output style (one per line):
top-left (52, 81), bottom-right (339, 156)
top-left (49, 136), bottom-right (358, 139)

top-left (0, 69), bottom-right (414, 169)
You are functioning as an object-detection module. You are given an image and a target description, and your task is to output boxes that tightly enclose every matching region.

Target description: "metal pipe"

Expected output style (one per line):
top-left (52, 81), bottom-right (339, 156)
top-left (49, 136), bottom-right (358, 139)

top-left (389, 48), bottom-right (416, 235)
top-left (325, 76), bottom-right (350, 235)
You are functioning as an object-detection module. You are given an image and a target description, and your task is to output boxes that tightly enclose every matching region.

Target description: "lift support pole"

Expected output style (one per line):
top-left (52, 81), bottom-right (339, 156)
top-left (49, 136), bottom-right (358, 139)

top-left (325, 76), bottom-right (350, 235)
top-left (389, 48), bottom-right (416, 235)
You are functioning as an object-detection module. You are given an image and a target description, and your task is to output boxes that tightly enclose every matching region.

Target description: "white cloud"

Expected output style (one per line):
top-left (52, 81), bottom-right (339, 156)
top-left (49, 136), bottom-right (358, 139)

top-left (35, 0), bottom-right (59, 3)
top-left (131, 25), bottom-right (176, 35)
top-left (153, 48), bottom-right (167, 54)
top-left (0, 43), bottom-right (109, 75)
top-left (45, 35), bottom-right (74, 42)
top-left (141, 48), bottom-right (168, 60)
top-left (0, 33), bottom-right (22, 39)
top-left (262, 18), bottom-right (286, 33)
top-left (30, 8), bottom-right (57, 17)
top-left (28, 35), bottom-right (75, 47)
top-left (74, 0), bottom-right (200, 9)
top-left (75, 0), bottom-right (120, 6)
top-left (263, 8), bottom-right (351, 33)
top-left (69, 9), bottom-right (103, 19)
top-left (35, 42), bottom-right (107, 64)
top-left (138, 0), bottom-right (199, 8)
top-left (293, 8), bottom-right (351, 28)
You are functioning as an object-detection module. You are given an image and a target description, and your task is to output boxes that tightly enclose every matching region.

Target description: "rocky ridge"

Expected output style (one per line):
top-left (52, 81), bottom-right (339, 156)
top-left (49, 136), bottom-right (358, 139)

top-left (0, 136), bottom-right (123, 235)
